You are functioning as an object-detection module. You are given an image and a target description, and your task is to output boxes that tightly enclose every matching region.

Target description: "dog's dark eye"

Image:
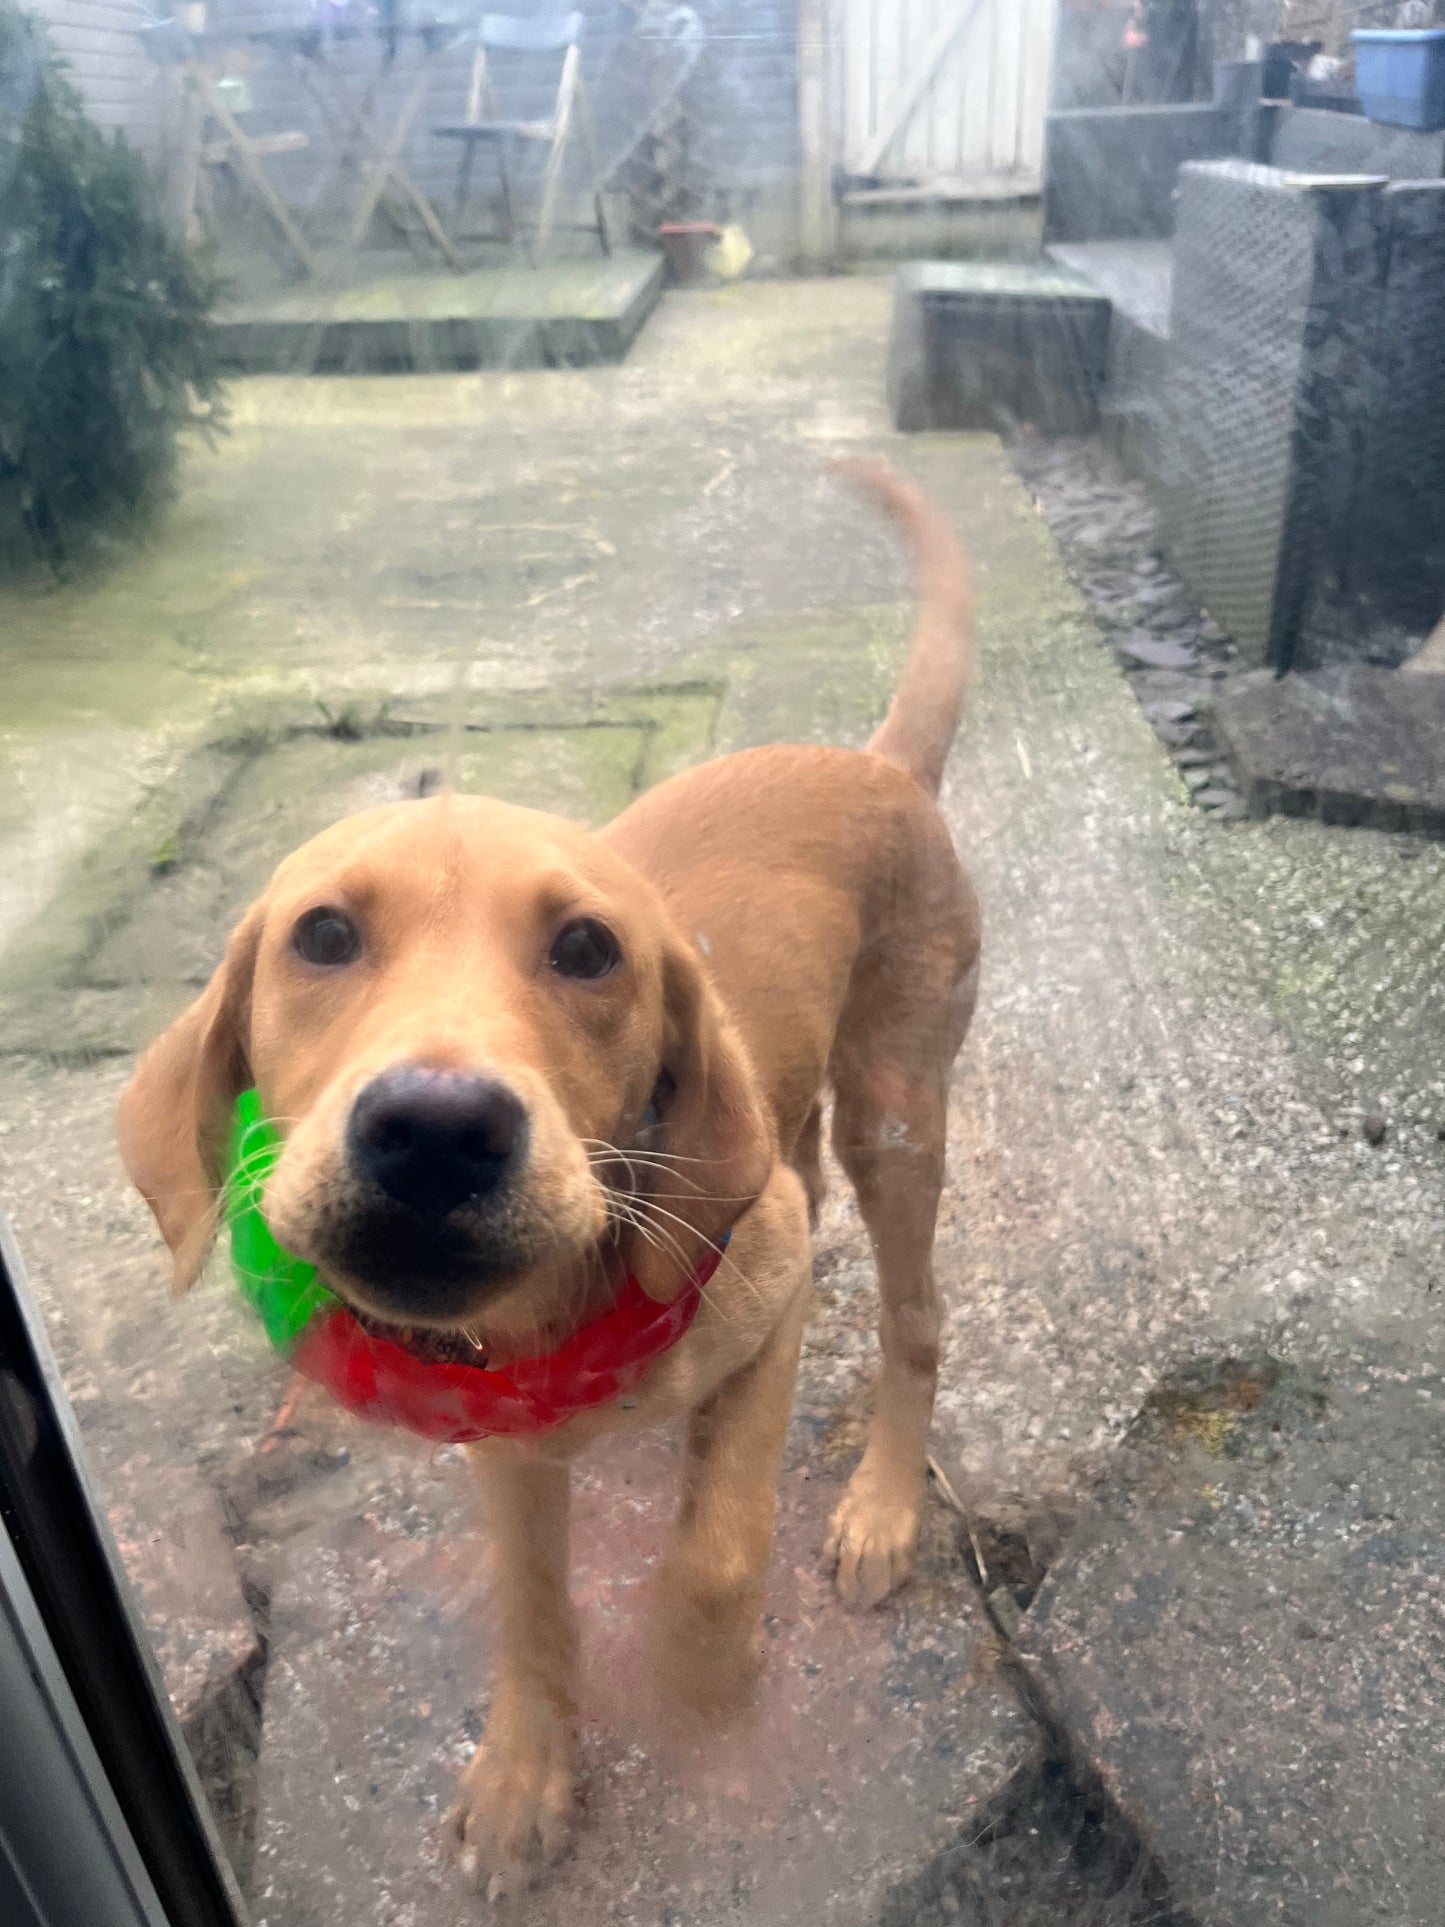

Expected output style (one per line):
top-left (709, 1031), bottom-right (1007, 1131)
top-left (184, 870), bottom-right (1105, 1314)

top-left (292, 906), bottom-right (362, 968)
top-left (549, 917), bottom-right (620, 981)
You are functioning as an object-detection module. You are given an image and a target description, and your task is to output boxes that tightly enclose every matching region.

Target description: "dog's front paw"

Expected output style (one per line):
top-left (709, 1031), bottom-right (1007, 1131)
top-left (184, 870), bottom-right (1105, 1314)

top-left (445, 1701), bottom-right (575, 1901)
top-left (825, 1467), bottom-right (920, 1609)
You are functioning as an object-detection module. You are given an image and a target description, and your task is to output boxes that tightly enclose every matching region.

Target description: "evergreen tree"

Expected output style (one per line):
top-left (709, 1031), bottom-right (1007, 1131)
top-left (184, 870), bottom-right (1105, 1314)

top-left (0, 0), bottom-right (223, 568)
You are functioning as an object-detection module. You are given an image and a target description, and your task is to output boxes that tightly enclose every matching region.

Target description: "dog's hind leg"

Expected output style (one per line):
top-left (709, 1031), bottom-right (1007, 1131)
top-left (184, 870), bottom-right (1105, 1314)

top-left (825, 954), bottom-right (977, 1608)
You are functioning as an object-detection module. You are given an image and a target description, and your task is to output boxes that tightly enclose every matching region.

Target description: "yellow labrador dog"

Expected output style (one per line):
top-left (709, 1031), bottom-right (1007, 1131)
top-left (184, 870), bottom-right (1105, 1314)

top-left (118, 460), bottom-right (980, 1891)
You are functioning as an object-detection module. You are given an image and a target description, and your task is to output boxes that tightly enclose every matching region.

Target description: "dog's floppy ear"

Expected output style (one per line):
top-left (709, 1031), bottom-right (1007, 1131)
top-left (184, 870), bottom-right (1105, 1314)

top-left (117, 906), bottom-right (263, 1293)
top-left (630, 930), bottom-right (774, 1303)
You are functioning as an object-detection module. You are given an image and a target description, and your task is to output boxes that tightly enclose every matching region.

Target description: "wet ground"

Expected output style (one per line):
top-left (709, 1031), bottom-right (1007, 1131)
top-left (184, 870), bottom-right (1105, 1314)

top-left (2, 278), bottom-right (1443, 1922)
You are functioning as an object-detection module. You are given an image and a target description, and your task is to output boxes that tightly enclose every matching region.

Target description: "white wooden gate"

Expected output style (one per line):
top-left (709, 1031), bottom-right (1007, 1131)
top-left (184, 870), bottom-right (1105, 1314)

top-left (840, 0), bottom-right (1058, 197)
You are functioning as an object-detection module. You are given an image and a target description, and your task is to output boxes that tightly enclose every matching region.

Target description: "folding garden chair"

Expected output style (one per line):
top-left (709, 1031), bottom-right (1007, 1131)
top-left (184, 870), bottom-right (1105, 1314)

top-left (434, 12), bottom-right (610, 265)
top-left (141, 18), bottom-right (317, 276)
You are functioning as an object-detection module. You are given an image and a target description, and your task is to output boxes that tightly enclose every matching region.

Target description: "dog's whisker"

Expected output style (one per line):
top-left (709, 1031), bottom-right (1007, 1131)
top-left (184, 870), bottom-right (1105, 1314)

top-left (578, 1137), bottom-right (733, 1168)
top-left (589, 1156), bottom-right (751, 1202)
top-left (582, 1138), bottom-right (708, 1185)
top-left (623, 1196), bottom-right (762, 1319)
top-left (598, 1185), bottom-right (692, 1268)
top-left (628, 1194), bottom-right (730, 1266)
top-left (582, 1143), bottom-right (756, 1206)
top-left (589, 1159), bottom-right (764, 1319)
top-left (598, 1192), bottom-right (667, 1254)
top-left (587, 1153), bottom-right (691, 1192)
top-left (593, 1180), bottom-right (650, 1229)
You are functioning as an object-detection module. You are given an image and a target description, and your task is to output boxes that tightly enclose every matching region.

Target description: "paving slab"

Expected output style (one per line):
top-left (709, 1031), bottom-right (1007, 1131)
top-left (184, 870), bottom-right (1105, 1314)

top-left (1212, 665), bottom-right (1445, 833)
top-left (250, 1403), bottom-right (1035, 1927)
top-left (1014, 1351), bottom-right (1445, 1926)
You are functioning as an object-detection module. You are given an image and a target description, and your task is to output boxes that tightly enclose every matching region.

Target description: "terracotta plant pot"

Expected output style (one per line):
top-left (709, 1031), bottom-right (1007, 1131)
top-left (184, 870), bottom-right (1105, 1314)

top-left (656, 222), bottom-right (719, 287)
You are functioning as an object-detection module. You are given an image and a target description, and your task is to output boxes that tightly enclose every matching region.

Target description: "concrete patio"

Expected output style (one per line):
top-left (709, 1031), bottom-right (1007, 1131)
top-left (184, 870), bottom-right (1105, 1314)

top-left (1, 277), bottom-right (1442, 1923)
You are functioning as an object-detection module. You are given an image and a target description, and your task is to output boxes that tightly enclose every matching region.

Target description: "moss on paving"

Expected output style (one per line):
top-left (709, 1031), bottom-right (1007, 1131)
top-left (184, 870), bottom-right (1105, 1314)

top-left (0, 600), bottom-right (906, 1059)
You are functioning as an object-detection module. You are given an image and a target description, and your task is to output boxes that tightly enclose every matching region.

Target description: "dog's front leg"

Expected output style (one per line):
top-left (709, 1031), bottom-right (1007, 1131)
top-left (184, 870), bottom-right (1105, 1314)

top-left (651, 1277), bottom-right (809, 1723)
top-left (449, 1444), bottom-right (576, 1895)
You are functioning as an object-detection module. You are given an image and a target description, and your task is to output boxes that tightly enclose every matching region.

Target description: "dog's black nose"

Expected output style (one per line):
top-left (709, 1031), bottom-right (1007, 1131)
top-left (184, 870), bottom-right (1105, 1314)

top-left (348, 1067), bottom-right (527, 1222)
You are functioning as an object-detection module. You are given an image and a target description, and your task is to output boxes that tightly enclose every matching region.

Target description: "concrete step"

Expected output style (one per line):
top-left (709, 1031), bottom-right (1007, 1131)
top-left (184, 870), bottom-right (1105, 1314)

top-left (1046, 238), bottom-right (1174, 340)
top-left (886, 260), bottom-right (1110, 435)
top-left (1212, 664), bottom-right (1445, 833)
top-left (214, 250), bottom-right (664, 374)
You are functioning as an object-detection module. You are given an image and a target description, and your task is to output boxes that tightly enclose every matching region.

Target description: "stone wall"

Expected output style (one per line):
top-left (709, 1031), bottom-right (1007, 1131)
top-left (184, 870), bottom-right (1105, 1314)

top-left (1153, 161), bottom-right (1445, 664)
top-left (1156, 159), bottom-right (1323, 658)
top-left (1042, 101), bottom-right (1249, 241)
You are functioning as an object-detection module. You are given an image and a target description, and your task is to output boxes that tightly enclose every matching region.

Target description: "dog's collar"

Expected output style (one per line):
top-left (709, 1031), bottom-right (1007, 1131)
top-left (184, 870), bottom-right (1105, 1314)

top-left (225, 1088), bottom-right (724, 1444)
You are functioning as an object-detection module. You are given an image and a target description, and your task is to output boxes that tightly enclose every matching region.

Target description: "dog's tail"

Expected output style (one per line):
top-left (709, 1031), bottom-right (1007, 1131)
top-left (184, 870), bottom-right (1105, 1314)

top-left (835, 458), bottom-right (974, 800)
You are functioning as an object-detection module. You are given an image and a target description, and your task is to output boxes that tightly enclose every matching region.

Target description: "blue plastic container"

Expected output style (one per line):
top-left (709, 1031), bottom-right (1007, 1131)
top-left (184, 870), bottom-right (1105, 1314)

top-left (1351, 29), bottom-right (1445, 133)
